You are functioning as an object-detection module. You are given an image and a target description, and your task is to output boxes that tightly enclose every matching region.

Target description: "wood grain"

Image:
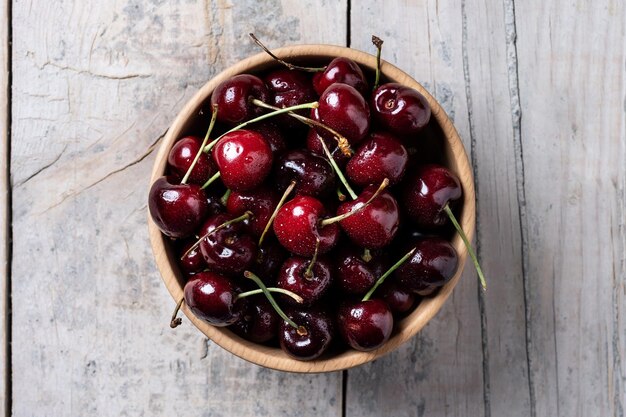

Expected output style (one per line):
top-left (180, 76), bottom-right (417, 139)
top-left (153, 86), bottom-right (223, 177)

top-left (0, 0), bottom-right (8, 415)
top-left (347, 2), bottom-right (486, 416)
top-left (10, 0), bottom-right (346, 415)
top-left (513, 1), bottom-right (626, 416)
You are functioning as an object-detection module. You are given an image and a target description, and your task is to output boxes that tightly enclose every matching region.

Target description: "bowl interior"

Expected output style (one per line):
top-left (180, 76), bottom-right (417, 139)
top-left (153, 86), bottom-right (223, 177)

top-left (149, 44), bottom-right (475, 373)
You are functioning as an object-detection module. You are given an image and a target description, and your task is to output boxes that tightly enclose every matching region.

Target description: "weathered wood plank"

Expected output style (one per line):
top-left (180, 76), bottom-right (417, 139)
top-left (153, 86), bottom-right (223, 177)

top-left (347, 2), bottom-right (486, 416)
top-left (513, 1), bottom-right (626, 416)
top-left (1, 0), bottom-right (9, 415)
top-left (10, 1), bottom-right (346, 416)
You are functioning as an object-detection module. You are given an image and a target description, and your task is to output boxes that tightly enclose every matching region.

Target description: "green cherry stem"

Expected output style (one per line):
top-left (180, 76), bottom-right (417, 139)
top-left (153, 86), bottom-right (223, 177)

top-left (362, 247), bottom-right (417, 302)
top-left (244, 271), bottom-right (305, 333)
top-left (202, 101), bottom-right (319, 153)
top-left (170, 297), bottom-right (184, 328)
top-left (236, 287), bottom-right (304, 304)
top-left (320, 178), bottom-right (389, 227)
top-left (318, 137), bottom-right (358, 200)
top-left (200, 171), bottom-right (221, 190)
top-left (303, 238), bottom-right (320, 279)
top-left (258, 180), bottom-right (297, 247)
top-left (249, 33), bottom-right (326, 73)
top-left (181, 211), bottom-right (252, 260)
top-left (443, 204), bottom-right (487, 291)
top-left (181, 104), bottom-right (218, 184)
top-left (251, 99), bottom-right (353, 157)
top-left (372, 35), bottom-right (384, 90)
top-left (220, 189), bottom-right (232, 206)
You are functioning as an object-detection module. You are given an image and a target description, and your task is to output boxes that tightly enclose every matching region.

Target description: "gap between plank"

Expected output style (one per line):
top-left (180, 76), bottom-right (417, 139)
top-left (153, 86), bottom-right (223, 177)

top-left (460, 1), bottom-right (491, 415)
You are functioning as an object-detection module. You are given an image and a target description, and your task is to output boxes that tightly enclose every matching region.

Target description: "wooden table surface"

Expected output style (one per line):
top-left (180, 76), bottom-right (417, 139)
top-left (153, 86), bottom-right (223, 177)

top-left (2, 0), bottom-right (625, 416)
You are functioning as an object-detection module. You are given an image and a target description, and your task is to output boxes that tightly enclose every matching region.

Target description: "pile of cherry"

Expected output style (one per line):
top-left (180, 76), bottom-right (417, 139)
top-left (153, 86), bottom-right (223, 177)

top-left (149, 36), bottom-right (485, 361)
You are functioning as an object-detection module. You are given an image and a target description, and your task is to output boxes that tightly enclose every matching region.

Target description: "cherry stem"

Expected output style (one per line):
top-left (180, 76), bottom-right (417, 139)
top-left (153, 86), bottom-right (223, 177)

top-left (318, 137), bottom-right (358, 200)
top-left (361, 248), bottom-right (372, 263)
top-left (443, 204), bottom-right (487, 291)
top-left (372, 35), bottom-right (384, 90)
top-left (181, 211), bottom-right (252, 260)
top-left (320, 178), bottom-right (389, 227)
top-left (362, 247), bottom-right (416, 301)
top-left (170, 297), bottom-right (184, 328)
top-left (202, 101), bottom-right (319, 153)
top-left (244, 271), bottom-right (301, 331)
top-left (200, 171), bottom-right (221, 190)
top-left (336, 188), bottom-right (346, 201)
top-left (251, 99), bottom-right (353, 157)
top-left (236, 287), bottom-right (304, 304)
top-left (182, 104), bottom-right (218, 184)
top-left (220, 189), bottom-right (231, 206)
top-left (258, 180), bottom-right (296, 247)
top-left (249, 33), bottom-right (326, 73)
top-left (304, 238), bottom-right (320, 279)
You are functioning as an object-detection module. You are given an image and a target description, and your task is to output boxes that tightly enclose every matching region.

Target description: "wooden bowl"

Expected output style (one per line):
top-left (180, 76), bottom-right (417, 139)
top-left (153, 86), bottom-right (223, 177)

top-left (148, 44), bottom-right (475, 373)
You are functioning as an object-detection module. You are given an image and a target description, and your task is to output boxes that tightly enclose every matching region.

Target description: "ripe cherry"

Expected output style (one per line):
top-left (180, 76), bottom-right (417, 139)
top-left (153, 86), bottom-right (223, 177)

top-left (178, 238), bottom-right (207, 275)
top-left (265, 69), bottom-right (317, 129)
top-left (346, 131), bottom-right (408, 187)
top-left (212, 130), bottom-right (273, 192)
top-left (210, 74), bottom-right (270, 125)
top-left (276, 253), bottom-right (332, 306)
top-left (226, 186), bottom-right (279, 237)
top-left (184, 271), bottom-right (246, 326)
top-left (370, 83), bottom-right (431, 137)
top-left (335, 248), bottom-right (380, 295)
top-left (230, 297), bottom-right (279, 343)
top-left (167, 136), bottom-right (217, 185)
top-left (395, 237), bottom-right (458, 294)
top-left (312, 57), bottom-right (368, 96)
top-left (274, 149), bottom-right (336, 197)
top-left (148, 176), bottom-right (209, 239)
top-left (279, 307), bottom-right (334, 361)
top-left (337, 299), bottom-right (393, 351)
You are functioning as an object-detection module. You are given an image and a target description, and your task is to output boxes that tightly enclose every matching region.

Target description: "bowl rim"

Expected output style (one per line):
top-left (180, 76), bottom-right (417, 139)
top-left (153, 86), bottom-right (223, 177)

top-left (148, 43), bottom-right (475, 373)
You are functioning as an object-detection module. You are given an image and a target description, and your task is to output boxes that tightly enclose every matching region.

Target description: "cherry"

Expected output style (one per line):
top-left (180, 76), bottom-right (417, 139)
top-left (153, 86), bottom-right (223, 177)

top-left (335, 248), bottom-right (379, 295)
top-left (395, 237), bottom-right (458, 294)
top-left (198, 213), bottom-right (257, 275)
top-left (337, 299), bottom-right (393, 351)
top-left (336, 185), bottom-right (399, 249)
top-left (250, 238), bottom-right (288, 284)
top-left (402, 164), bottom-right (461, 229)
top-left (265, 69), bottom-right (317, 129)
top-left (212, 130), bottom-right (273, 192)
top-left (346, 131), bottom-right (408, 187)
top-left (184, 271), bottom-right (245, 326)
top-left (273, 195), bottom-right (340, 256)
top-left (305, 129), bottom-right (350, 167)
top-left (230, 297), bottom-right (279, 343)
top-left (370, 83), bottom-right (431, 137)
top-left (312, 57), bottom-right (368, 96)
top-left (311, 83), bottom-right (370, 146)
top-left (226, 186), bottom-right (279, 237)
top-left (378, 281), bottom-right (416, 315)
top-left (274, 149), bottom-right (336, 197)
top-left (148, 176), bottom-right (209, 238)
top-left (276, 255), bottom-right (332, 306)
top-left (210, 74), bottom-right (270, 125)
top-left (167, 136), bottom-right (217, 185)
top-left (253, 121), bottom-right (287, 154)
top-left (178, 238), bottom-right (207, 275)
top-left (279, 307), bottom-right (334, 360)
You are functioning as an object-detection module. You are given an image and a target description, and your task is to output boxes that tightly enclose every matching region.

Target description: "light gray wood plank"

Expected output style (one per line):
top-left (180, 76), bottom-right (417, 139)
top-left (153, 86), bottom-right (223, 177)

top-left (10, 1), bottom-right (346, 416)
top-left (347, 2), bottom-right (486, 416)
top-left (513, 1), bottom-right (626, 416)
top-left (0, 0), bottom-right (8, 415)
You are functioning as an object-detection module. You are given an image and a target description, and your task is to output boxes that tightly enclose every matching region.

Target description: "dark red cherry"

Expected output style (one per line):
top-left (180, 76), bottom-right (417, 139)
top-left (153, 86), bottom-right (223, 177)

top-left (402, 164), bottom-right (462, 229)
top-left (226, 186), bottom-right (278, 237)
top-left (313, 57), bottom-right (368, 96)
top-left (148, 176), bottom-right (209, 238)
top-left (210, 74), bottom-right (270, 125)
top-left (167, 136), bottom-right (217, 185)
top-left (265, 69), bottom-right (317, 129)
top-left (311, 84), bottom-right (370, 146)
top-left (337, 188), bottom-right (399, 248)
top-left (279, 307), bottom-right (334, 361)
top-left (274, 149), bottom-right (336, 197)
top-left (378, 281), bottom-right (416, 315)
top-left (370, 83), bottom-right (431, 137)
top-left (250, 238), bottom-right (288, 284)
top-left (230, 297), bottom-right (279, 343)
top-left (335, 249), bottom-right (378, 295)
top-left (178, 239), bottom-right (207, 275)
top-left (305, 129), bottom-right (350, 166)
top-left (183, 271), bottom-right (245, 326)
top-left (198, 213), bottom-right (257, 274)
top-left (273, 195), bottom-right (340, 256)
top-left (212, 130), bottom-right (273, 192)
top-left (346, 132), bottom-right (408, 187)
top-left (395, 237), bottom-right (458, 293)
top-left (253, 121), bottom-right (287, 154)
top-left (337, 299), bottom-right (393, 351)
top-left (276, 256), bottom-right (332, 306)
